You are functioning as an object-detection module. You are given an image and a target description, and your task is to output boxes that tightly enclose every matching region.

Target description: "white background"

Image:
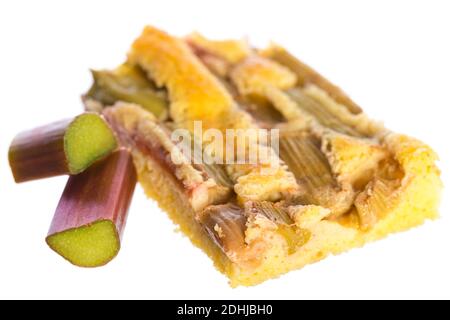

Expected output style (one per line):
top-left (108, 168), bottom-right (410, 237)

top-left (1, 0), bottom-right (449, 299)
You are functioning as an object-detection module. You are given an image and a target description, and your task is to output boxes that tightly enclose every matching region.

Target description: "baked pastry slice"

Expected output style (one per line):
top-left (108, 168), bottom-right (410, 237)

top-left (85, 26), bottom-right (442, 286)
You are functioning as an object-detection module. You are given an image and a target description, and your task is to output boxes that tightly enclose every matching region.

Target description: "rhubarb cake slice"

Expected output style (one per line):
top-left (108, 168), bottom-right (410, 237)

top-left (85, 26), bottom-right (442, 286)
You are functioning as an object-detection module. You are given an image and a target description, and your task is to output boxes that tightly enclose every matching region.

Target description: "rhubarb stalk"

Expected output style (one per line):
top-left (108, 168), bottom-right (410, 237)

top-left (9, 113), bottom-right (117, 183)
top-left (46, 149), bottom-right (137, 267)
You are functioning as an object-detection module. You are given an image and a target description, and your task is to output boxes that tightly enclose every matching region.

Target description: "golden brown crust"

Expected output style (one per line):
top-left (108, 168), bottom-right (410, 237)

top-left (186, 32), bottom-right (252, 63)
top-left (129, 26), bottom-right (242, 132)
top-left (231, 56), bottom-right (297, 95)
top-left (322, 133), bottom-right (389, 187)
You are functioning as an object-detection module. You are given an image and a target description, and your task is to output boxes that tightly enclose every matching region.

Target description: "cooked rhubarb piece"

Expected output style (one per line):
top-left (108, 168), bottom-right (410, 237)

top-left (46, 149), bottom-right (136, 267)
top-left (279, 130), bottom-right (355, 217)
top-left (103, 103), bottom-right (232, 212)
top-left (245, 201), bottom-right (311, 254)
top-left (9, 113), bottom-right (117, 183)
top-left (82, 26), bottom-right (441, 286)
top-left (84, 63), bottom-right (168, 119)
top-left (261, 45), bottom-right (362, 114)
top-left (199, 201), bottom-right (311, 268)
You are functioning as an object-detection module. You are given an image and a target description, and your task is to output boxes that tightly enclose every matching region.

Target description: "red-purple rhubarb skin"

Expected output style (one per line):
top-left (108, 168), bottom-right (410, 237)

top-left (9, 119), bottom-right (72, 183)
top-left (48, 149), bottom-right (137, 239)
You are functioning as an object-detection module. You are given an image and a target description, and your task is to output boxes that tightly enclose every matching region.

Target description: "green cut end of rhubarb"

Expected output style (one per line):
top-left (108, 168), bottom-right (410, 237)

top-left (64, 113), bottom-right (117, 174)
top-left (46, 220), bottom-right (120, 267)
